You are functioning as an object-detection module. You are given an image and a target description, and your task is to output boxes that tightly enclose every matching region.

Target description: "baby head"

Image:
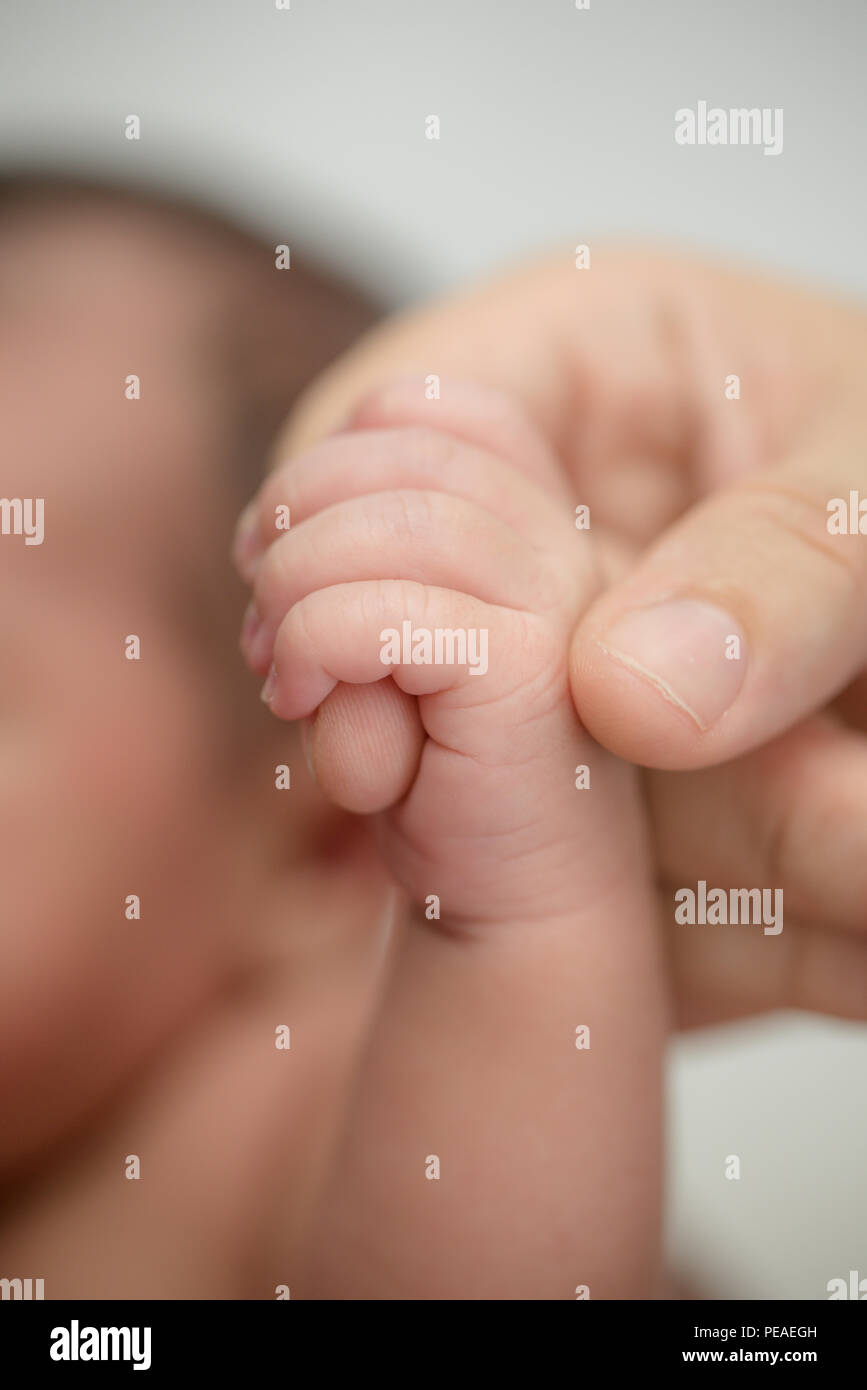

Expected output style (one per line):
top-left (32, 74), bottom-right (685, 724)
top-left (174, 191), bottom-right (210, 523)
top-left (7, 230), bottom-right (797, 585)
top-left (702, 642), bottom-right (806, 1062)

top-left (0, 172), bottom-right (379, 1168)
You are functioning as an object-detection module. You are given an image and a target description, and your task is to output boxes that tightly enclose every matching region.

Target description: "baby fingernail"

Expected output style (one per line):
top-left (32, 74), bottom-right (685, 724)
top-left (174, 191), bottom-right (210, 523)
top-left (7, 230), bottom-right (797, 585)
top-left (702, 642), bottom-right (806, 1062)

top-left (240, 600), bottom-right (261, 653)
top-left (232, 504), bottom-right (262, 579)
top-left (598, 599), bottom-right (747, 730)
top-left (260, 665), bottom-right (278, 706)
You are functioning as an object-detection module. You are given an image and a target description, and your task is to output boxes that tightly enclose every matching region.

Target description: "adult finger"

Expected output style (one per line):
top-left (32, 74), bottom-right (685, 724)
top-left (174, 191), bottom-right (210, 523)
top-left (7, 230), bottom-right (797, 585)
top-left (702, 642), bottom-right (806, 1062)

top-left (662, 894), bottom-right (867, 1027)
top-left (647, 718), bottom-right (867, 937)
top-left (570, 406), bottom-right (867, 769)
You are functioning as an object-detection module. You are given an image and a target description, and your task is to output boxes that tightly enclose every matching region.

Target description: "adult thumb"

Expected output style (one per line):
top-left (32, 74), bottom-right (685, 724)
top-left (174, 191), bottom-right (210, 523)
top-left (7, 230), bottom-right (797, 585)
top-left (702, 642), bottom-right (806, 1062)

top-left (570, 416), bottom-right (867, 769)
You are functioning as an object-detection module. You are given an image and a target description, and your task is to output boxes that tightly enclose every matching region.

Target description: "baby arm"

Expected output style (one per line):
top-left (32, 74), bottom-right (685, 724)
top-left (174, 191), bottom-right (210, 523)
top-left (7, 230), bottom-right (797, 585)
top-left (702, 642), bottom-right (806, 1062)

top-left (237, 383), bottom-right (669, 1299)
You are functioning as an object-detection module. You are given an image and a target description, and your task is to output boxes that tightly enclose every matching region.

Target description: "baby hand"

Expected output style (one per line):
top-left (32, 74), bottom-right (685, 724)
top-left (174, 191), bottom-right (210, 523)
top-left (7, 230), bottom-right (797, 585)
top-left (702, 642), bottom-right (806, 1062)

top-left (235, 382), bottom-right (666, 1299)
top-left (237, 381), bottom-right (639, 933)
